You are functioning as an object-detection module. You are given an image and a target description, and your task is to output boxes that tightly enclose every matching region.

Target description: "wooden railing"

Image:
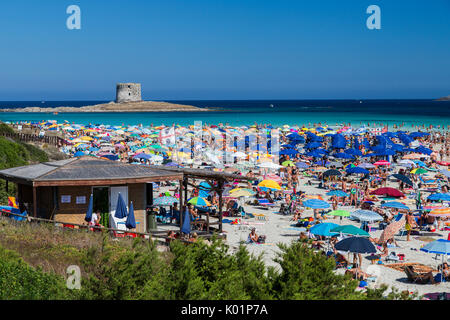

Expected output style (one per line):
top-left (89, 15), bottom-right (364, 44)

top-left (0, 132), bottom-right (71, 147)
top-left (0, 209), bottom-right (222, 245)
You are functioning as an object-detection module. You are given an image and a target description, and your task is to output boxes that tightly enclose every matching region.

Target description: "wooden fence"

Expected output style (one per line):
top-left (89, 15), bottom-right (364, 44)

top-left (0, 132), bottom-right (71, 147)
top-left (0, 209), bottom-right (221, 246)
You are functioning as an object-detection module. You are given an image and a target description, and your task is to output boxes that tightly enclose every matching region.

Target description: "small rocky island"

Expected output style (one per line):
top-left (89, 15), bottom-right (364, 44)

top-left (0, 101), bottom-right (210, 113)
top-left (435, 95), bottom-right (450, 101)
top-left (0, 83), bottom-right (211, 112)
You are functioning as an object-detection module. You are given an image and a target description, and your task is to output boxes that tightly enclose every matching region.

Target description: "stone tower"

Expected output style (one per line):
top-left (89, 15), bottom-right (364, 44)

top-left (116, 83), bottom-right (142, 103)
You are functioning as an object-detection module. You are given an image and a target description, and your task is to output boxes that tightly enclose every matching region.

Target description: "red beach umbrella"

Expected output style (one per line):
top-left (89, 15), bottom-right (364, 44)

top-left (370, 187), bottom-right (405, 198)
top-left (373, 160), bottom-right (390, 166)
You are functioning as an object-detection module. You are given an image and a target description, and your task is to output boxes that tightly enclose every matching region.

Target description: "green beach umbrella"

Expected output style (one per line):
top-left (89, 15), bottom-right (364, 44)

top-left (282, 160), bottom-right (295, 167)
top-left (327, 210), bottom-right (350, 217)
top-left (331, 225), bottom-right (370, 237)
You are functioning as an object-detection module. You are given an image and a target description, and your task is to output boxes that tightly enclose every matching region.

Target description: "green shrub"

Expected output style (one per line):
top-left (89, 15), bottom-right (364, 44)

top-left (268, 241), bottom-right (363, 300)
top-left (0, 137), bottom-right (29, 169)
top-left (0, 245), bottom-right (73, 300)
top-left (0, 123), bottom-right (15, 135)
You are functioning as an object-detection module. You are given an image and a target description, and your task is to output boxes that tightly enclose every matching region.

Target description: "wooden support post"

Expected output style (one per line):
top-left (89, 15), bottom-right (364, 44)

top-left (32, 186), bottom-right (37, 217)
top-left (218, 179), bottom-right (224, 233)
top-left (5, 179), bottom-right (8, 193)
top-left (179, 179), bottom-right (184, 230)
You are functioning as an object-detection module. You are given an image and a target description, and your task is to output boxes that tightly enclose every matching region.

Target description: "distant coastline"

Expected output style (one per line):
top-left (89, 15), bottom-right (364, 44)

top-left (435, 95), bottom-right (450, 101)
top-left (0, 100), bottom-right (212, 113)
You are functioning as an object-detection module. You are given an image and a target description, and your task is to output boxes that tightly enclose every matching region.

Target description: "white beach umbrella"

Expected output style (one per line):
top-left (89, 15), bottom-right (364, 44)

top-left (206, 152), bottom-right (221, 164)
top-left (233, 152), bottom-right (247, 159)
top-left (258, 162), bottom-right (283, 169)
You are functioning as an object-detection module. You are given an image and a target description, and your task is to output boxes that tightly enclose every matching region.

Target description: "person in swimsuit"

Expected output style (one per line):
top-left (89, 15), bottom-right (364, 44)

top-left (405, 211), bottom-right (416, 241)
top-left (349, 182), bottom-right (358, 207)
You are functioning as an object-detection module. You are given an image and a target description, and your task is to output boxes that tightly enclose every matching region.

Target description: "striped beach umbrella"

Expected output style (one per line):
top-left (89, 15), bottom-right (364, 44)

top-left (188, 197), bottom-right (211, 207)
top-left (411, 168), bottom-right (428, 174)
top-left (428, 207), bottom-right (450, 217)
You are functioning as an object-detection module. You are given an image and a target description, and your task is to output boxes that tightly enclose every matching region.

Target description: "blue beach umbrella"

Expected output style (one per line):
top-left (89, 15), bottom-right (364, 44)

top-left (327, 190), bottom-right (349, 197)
top-left (333, 152), bottom-right (354, 160)
top-left (346, 167), bottom-right (370, 175)
top-left (345, 148), bottom-right (363, 156)
top-left (114, 193), bottom-right (128, 219)
top-left (420, 239), bottom-right (450, 282)
top-left (415, 146), bottom-right (433, 155)
top-left (102, 154), bottom-right (119, 161)
top-left (427, 193), bottom-right (450, 201)
top-left (303, 199), bottom-right (330, 209)
top-left (125, 201), bottom-right (136, 229)
top-left (309, 222), bottom-right (339, 237)
top-left (84, 194), bottom-right (93, 222)
top-left (181, 208), bottom-right (191, 234)
top-left (380, 201), bottom-right (409, 210)
top-left (279, 149), bottom-right (298, 156)
top-left (305, 142), bottom-right (322, 149)
top-left (335, 236), bottom-right (376, 254)
top-left (391, 174), bottom-right (413, 187)
top-left (296, 162), bottom-right (309, 169)
top-left (305, 150), bottom-right (322, 158)
top-left (420, 239), bottom-right (450, 255)
top-left (134, 153), bottom-right (152, 160)
top-left (314, 160), bottom-right (330, 166)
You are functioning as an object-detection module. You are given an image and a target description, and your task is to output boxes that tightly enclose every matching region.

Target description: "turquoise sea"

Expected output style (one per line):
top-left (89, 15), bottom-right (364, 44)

top-left (0, 99), bottom-right (449, 128)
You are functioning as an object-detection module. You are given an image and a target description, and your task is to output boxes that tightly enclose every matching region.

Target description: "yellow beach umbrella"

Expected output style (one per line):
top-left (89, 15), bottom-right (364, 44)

top-left (80, 136), bottom-right (93, 141)
top-left (258, 179), bottom-right (281, 190)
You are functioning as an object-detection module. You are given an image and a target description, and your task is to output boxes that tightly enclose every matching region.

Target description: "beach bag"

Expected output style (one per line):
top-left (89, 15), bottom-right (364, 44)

top-left (257, 235), bottom-right (266, 243)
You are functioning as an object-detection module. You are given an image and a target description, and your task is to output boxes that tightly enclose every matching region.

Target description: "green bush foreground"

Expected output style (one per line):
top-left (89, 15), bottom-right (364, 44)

top-left (0, 233), bottom-right (412, 300)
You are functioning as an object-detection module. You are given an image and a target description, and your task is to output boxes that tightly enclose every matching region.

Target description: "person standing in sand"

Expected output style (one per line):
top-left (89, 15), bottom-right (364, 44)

top-left (405, 211), bottom-right (416, 241)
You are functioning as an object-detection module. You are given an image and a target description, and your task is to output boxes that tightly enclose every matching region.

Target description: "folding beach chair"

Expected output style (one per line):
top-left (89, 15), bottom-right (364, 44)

top-left (253, 213), bottom-right (267, 221)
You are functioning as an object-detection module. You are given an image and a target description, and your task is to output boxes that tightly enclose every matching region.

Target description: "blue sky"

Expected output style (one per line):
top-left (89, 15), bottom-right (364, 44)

top-left (0, 0), bottom-right (449, 100)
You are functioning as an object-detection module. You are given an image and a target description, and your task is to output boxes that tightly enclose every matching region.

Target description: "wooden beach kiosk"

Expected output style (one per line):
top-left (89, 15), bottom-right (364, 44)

top-left (0, 156), bottom-right (182, 233)
top-left (0, 156), bottom-right (255, 236)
